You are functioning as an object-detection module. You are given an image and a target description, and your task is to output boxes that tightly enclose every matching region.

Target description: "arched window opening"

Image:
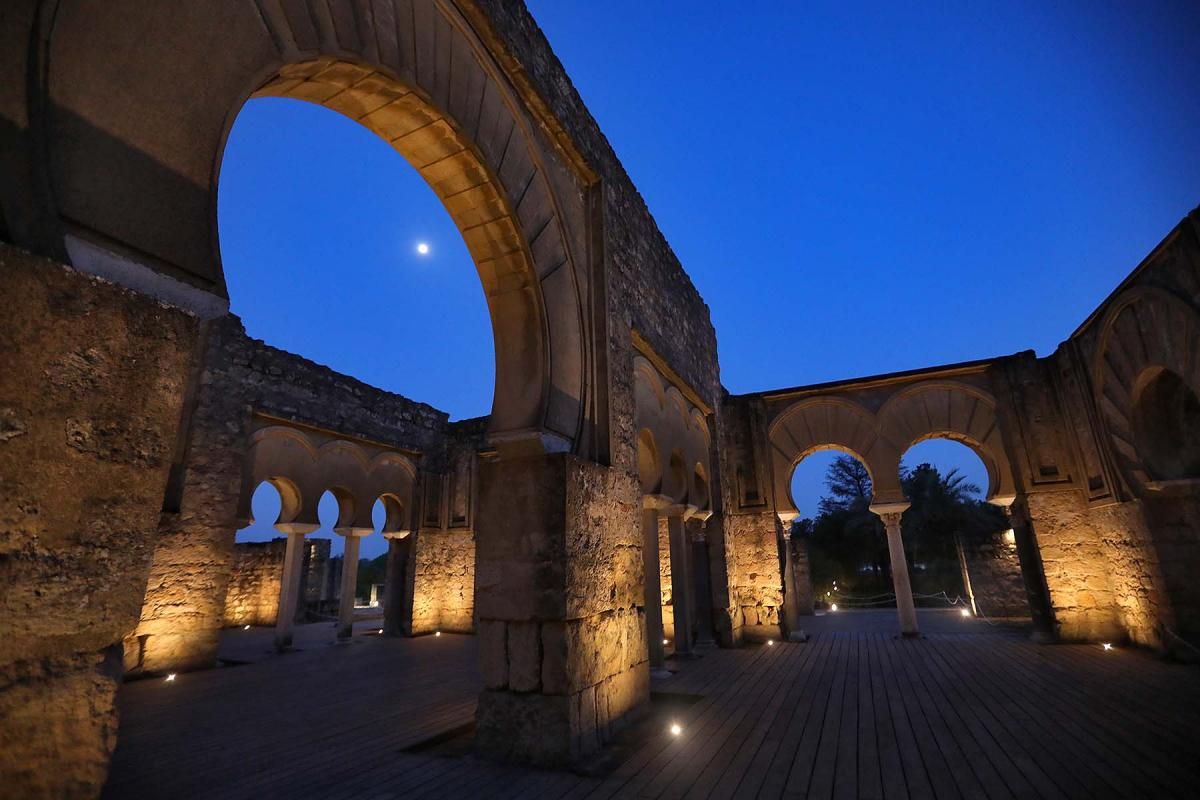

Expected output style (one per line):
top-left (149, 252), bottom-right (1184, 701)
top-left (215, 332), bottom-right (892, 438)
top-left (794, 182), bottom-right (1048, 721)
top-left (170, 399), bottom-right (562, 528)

top-left (789, 449), bottom-right (887, 610)
top-left (899, 439), bottom-right (1012, 615)
top-left (218, 96), bottom-right (495, 421)
top-left (1133, 368), bottom-right (1200, 482)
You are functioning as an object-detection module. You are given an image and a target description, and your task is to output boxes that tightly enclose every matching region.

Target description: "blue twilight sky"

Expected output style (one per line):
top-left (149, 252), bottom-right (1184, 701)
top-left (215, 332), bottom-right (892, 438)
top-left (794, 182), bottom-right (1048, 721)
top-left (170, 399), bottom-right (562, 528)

top-left (220, 2), bottom-right (1200, 557)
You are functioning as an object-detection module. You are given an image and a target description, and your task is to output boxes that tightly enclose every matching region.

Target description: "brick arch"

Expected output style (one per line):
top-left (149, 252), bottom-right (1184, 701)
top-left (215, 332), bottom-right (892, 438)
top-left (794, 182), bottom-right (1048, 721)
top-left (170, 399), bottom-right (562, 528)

top-left (1093, 287), bottom-right (1200, 492)
top-left (29, 0), bottom-right (594, 456)
top-left (768, 397), bottom-right (894, 517)
top-left (877, 381), bottom-right (1015, 504)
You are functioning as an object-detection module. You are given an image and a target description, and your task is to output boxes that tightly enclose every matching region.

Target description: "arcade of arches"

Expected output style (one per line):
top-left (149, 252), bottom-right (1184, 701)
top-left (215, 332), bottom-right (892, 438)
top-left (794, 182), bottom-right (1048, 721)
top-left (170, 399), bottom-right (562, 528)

top-left (0, 1), bottom-right (1199, 796)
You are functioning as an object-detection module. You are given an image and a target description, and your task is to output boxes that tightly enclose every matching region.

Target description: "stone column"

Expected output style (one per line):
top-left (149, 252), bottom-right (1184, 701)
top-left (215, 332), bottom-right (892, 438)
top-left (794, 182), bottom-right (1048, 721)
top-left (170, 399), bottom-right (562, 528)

top-left (691, 515), bottom-right (717, 648)
top-left (335, 527), bottom-right (372, 640)
top-left (874, 505), bottom-right (920, 637)
top-left (778, 513), bottom-right (806, 641)
top-left (382, 532), bottom-right (412, 637)
top-left (474, 454), bottom-right (649, 766)
top-left (1005, 500), bottom-right (1058, 643)
top-left (954, 532), bottom-right (979, 616)
top-left (642, 500), bottom-right (668, 673)
top-left (666, 505), bottom-right (694, 655)
top-left (274, 523), bottom-right (317, 651)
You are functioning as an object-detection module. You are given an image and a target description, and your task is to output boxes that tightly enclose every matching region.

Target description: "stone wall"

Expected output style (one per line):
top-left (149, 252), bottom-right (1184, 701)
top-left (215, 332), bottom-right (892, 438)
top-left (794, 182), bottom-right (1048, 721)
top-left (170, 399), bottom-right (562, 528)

top-left (960, 533), bottom-right (1028, 618)
top-left (724, 512), bottom-right (783, 641)
top-left (409, 530), bottom-right (476, 634)
top-left (127, 315), bottom-right (452, 675)
top-left (222, 540), bottom-right (286, 627)
top-left (0, 246), bottom-right (197, 798)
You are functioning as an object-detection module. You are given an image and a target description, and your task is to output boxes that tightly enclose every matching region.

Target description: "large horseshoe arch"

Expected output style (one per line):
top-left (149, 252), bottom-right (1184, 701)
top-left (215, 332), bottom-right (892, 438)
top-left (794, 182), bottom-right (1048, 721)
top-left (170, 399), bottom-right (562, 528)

top-left (8, 0), bottom-right (598, 456)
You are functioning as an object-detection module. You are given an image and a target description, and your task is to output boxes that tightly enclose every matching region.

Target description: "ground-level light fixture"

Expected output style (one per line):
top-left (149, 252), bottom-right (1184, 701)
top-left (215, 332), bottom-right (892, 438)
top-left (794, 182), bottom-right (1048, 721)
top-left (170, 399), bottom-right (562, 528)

top-left (960, 608), bottom-right (971, 618)
top-left (662, 638), bottom-right (669, 646)
top-left (767, 639), bottom-right (774, 646)
top-left (165, 673), bottom-right (177, 683)
top-left (830, 603), bottom-right (838, 612)
top-left (243, 624), bottom-right (251, 630)
top-left (435, 631), bottom-right (442, 637)
top-left (1102, 643), bottom-right (1113, 651)
top-left (669, 723), bottom-right (682, 736)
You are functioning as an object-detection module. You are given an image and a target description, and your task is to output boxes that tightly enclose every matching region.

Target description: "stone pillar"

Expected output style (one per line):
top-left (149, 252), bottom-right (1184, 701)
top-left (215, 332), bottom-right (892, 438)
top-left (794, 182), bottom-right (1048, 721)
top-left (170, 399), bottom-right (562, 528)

top-left (954, 533), bottom-right (979, 616)
top-left (474, 454), bottom-right (648, 766)
top-left (691, 516), bottom-right (717, 648)
top-left (274, 524), bottom-right (316, 651)
top-left (778, 514), bottom-right (806, 641)
top-left (1005, 500), bottom-right (1058, 643)
top-left (874, 506), bottom-right (919, 637)
top-left (383, 532), bottom-right (412, 636)
top-left (666, 505), bottom-right (695, 655)
top-left (641, 501), bottom-right (667, 673)
top-left (335, 528), bottom-right (371, 640)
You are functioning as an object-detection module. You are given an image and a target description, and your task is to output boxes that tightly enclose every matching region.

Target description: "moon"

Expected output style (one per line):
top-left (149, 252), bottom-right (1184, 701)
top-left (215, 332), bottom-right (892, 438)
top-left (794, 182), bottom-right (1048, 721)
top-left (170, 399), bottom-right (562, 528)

top-left (416, 242), bottom-right (430, 255)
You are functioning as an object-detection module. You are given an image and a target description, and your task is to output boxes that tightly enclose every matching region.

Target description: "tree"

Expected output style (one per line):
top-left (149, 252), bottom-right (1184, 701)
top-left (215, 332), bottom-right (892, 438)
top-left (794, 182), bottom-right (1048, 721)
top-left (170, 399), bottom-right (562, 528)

top-left (817, 455), bottom-right (873, 515)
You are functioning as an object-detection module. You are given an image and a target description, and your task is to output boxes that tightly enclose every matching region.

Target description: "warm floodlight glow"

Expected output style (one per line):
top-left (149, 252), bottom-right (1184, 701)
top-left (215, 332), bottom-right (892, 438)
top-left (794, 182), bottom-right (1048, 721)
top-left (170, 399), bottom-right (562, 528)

top-left (435, 631), bottom-right (442, 637)
top-left (767, 640), bottom-right (774, 646)
top-left (960, 608), bottom-right (971, 618)
top-left (243, 625), bottom-right (251, 630)
top-left (830, 603), bottom-right (838, 611)
top-left (1102, 642), bottom-right (1113, 651)
top-left (416, 242), bottom-right (430, 255)
top-left (662, 639), bottom-right (669, 646)
top-left (165, 673), bottom-right (177, 682)
top-left (378, 628), bottom-right (384, 634)
top-left (669, 723), bottom-right (682, 736)
top-left (825, 591), bottom-right (830, 597)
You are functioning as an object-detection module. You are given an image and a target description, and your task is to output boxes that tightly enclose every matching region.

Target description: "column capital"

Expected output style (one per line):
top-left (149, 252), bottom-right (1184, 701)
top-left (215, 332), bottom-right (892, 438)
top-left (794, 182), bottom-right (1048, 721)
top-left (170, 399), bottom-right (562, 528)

top-left (275, 522), bottom-right (319, 536)
top-left (777, 510), bottom-right (800, 526)
top-left (335, 526), bottom-right (374, 538)
top-left (643, 493), bottom-right (673, 510)
top-left (869, 501), bottom-right (909, 527)
top-left (382, 529), bottom-right (413, 540)
top-left (664, 503), bottom-right (689, 519)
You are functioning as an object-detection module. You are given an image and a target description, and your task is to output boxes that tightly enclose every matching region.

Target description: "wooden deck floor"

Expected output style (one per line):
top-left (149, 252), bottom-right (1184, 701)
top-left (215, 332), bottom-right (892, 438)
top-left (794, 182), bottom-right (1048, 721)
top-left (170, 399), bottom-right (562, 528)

top-left (103, 610), bottom-right (1200, 799)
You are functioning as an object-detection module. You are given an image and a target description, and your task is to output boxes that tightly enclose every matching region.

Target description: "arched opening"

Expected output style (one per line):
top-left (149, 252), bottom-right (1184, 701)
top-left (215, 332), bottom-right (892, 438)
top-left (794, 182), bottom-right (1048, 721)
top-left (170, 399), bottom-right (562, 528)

top-left (1132, 367), bottom-right (1200, 482)
top-left (899, 438), bottom-right (1020, 621)
top-left (666, 450), bottom-right (688, 504)
top-left (789, 448), bottom-right (888, 613)
top-left (637, 429), bottom-right (661, 495)
top-left (219, 96), bottom-right (495, 420)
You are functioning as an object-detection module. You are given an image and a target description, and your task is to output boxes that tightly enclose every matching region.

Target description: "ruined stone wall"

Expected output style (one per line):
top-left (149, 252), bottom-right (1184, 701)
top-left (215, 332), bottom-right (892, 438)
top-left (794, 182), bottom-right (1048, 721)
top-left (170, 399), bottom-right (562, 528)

top-left (725, 513), bottom-right (783, 640)
top-left (0, 246), bottom-right (197, 798)
top-left (410, 529), bottom-right (476, 634)
top-left (961, 533), bottom-right (1028, 618)
top-left (128, 316), bottom-right (451, 675)
top-left (222, 540), bottom-right (286, 627)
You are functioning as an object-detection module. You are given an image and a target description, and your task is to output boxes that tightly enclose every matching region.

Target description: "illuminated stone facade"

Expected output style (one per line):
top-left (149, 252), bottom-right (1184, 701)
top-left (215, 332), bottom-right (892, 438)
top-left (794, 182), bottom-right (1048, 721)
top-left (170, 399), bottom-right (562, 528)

top-left (0, 0), bottom-right (1197, 796)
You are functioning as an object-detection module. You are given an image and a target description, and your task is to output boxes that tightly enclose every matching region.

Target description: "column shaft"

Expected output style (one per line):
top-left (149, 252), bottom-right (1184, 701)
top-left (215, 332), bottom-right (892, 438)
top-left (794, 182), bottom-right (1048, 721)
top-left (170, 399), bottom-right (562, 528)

top-left (383, 535), bottom-right (411, 636)
top-left (274, 531), bottom-right (307, 651)
top-left (882, 514), bottom-right (920, 636)
top-left (337, 535), bottom-right (361, 640)
top-left (641, 508), bottom-right (666, 669)
top-left (667, 511), bottom-right (694, 655)
top-left (780, 530), bottom-right (804, 639)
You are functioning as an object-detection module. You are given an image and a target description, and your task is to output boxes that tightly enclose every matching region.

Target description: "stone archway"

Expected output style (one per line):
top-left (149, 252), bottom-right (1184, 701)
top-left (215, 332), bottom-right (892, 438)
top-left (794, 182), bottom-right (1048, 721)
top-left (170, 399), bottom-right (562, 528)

top-left (17, 0), bottom-right (599, 457)
top-left (1092, 287), bottom-right (1200, 642)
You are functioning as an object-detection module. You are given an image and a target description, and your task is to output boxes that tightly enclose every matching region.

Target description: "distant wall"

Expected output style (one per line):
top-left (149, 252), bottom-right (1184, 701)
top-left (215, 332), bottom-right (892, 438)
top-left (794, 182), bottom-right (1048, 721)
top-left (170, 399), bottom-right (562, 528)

top-left (127, 316), bottom-right (453, 675)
